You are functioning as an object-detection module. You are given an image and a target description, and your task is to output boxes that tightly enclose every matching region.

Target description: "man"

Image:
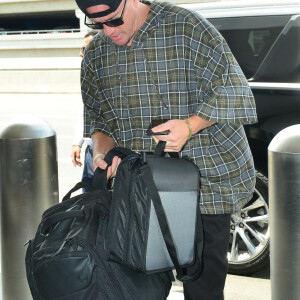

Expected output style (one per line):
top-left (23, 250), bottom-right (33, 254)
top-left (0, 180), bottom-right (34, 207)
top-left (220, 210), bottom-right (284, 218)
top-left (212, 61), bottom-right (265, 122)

top-left (70, 30), bottom-right (98, 189)
top-left (75, 0), bottom-right (257, 299)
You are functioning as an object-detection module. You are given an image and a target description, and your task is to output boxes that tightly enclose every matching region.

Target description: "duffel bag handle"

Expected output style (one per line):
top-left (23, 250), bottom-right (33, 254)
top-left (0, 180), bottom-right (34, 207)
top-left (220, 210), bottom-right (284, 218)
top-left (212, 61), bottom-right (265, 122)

top-left (62, 182), bottom-right (95, 201)
top-left (102, 147), bottom-right (137, 166)
top-left (40, 210), bottom-right (84, 236)
top-left (62, 167), bottom-right (107, 201)
top-left (153, 141), bottom-right (179, 158)
top-left (102, 143), bottom-right (179, 167)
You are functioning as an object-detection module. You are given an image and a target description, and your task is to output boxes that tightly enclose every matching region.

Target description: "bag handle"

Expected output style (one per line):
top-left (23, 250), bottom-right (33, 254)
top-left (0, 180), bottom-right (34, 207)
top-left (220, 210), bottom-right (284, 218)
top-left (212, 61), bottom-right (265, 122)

top-left (153, 141), bottom-right (179, 158)
top-left (62, 182), bottom-right (95, 201)
top-left (40, 210), bottom-right (84, 235)
top-left (102, 143), bottom-right (179, 168)
top-left (103, 147), bottom-right (137, 166)
top-left (92, 167), bottom-right (109, 190)
top-left (41, 168), bottom-right (109, 235)
top-left (62, 167), bottom-right (107, 201)
top-left (140, 163), bottom-right (202, 282)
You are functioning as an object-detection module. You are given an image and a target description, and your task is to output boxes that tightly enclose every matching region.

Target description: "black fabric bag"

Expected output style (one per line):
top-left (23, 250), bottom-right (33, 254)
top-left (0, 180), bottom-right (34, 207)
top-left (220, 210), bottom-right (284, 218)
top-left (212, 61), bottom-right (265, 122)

top-left (105, 142), bottom-right (203, 282)
top-left (25, 169), bottom-right (173, 300)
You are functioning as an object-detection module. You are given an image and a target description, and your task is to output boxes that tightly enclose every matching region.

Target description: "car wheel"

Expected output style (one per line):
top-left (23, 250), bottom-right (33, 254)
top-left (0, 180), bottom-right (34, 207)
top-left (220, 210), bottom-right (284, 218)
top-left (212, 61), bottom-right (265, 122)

top-left (227, 172), bottom-right (270, 275)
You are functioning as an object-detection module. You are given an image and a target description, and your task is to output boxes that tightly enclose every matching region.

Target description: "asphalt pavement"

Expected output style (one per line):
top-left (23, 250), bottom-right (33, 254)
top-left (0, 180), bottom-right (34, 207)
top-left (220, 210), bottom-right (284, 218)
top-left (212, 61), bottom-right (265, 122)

top-left (0, 93), bottom-right (271, 300)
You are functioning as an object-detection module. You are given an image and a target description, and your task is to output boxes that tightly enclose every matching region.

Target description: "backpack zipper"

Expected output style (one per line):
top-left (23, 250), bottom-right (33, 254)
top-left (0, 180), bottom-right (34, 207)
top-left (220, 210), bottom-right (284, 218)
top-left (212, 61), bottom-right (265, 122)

top-left (70, 237), bottom-right (123, 299)
top-left (125, 156), bottom-right (141, 264)
top-left (42, 193), bottom-right (110, 219)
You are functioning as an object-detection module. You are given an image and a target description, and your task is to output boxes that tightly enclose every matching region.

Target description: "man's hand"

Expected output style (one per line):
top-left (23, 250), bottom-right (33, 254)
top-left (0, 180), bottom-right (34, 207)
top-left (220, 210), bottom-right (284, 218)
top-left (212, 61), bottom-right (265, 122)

top-left (93, 152), bottom-right (106, 171)
top-left (151, 116), bottom-right (215, 152)
top-left (93, 153), bottom-right (121, 179)
top-left (70, 145), bottom-right (82, 167)
top-left (107, 156), bottom-right (122, 179)
top-left (91, 131), bottom-right (118, 179)
top-left (151, 119), bottom-right (190, 152)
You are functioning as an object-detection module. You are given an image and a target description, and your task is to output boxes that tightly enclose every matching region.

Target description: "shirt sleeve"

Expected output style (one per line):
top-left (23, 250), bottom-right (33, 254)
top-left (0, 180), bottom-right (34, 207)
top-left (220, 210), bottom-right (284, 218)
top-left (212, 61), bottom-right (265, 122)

top-left (191, 23), bottom-right (257, 125)
top-left (81, 52), bottom-right (112, 138)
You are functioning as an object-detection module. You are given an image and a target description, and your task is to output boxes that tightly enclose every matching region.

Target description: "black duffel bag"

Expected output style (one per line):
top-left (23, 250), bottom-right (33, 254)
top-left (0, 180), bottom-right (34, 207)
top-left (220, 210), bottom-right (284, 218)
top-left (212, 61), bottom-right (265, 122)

top-left (25, 168), bottom-right (173, 300)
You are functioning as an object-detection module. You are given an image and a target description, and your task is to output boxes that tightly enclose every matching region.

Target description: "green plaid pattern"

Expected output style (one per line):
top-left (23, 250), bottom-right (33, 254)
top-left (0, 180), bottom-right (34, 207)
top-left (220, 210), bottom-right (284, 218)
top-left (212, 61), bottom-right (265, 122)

top-left (81, 1), bottom-right (257, 214)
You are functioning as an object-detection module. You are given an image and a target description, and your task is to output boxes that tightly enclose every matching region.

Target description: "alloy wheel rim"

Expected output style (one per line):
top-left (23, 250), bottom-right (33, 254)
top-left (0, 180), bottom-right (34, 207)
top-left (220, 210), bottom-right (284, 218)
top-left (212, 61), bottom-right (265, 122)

top-left (228, 188), bottom-right (269, 264)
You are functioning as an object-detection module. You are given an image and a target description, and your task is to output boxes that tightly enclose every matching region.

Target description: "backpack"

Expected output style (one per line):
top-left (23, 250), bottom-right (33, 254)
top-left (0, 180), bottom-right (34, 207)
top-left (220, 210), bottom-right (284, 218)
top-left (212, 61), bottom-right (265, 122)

top-left (104, 143), bottom-right (203, 282)
top-left (25, 169), bottom-right (173, 300)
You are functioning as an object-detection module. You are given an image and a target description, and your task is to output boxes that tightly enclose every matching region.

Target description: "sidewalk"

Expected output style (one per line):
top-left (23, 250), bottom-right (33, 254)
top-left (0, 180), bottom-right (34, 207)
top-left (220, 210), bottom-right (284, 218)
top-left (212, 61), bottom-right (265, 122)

top-left (0, 272), bottom-right (271, 300)
top-left (167, 272), bottom-right (271, 300)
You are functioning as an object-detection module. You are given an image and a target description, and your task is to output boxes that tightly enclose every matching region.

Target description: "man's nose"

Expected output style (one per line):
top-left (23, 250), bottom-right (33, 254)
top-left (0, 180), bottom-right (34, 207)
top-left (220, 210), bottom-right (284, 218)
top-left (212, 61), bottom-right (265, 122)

top-left (102, 24), bottom-right (116, 36)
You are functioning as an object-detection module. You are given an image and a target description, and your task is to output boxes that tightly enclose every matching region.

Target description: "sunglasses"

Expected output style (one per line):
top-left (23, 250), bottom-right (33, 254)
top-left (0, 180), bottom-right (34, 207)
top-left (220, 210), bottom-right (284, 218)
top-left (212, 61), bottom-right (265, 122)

top-left (84, 0), bottom-right (127, 30)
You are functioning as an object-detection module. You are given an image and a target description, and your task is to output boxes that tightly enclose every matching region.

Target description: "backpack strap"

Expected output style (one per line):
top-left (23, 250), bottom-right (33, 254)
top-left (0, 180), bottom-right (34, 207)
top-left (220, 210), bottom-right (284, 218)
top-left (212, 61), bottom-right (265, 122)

top-left (40, 210), bottom-right (85, 235)
top-left (92, 167), bottom-right (109, 190)
top-left (104, 147), bottom-right (136, 165)
top-left (62, 167), bottom-right (108, 201)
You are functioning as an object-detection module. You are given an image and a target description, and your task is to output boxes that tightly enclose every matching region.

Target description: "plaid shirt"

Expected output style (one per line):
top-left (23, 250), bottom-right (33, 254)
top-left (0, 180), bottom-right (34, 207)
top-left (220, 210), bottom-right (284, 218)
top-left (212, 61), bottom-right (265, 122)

top-left (81, 1), bottom-right (258, 214)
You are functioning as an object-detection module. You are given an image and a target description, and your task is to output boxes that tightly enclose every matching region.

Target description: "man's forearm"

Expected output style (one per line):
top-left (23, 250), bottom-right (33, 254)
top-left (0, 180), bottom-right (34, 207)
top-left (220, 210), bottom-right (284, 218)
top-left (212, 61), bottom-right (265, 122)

top-left (188, 115), bottom-right (216, 135)
top-left (92, 131), bottom-right (116, 158)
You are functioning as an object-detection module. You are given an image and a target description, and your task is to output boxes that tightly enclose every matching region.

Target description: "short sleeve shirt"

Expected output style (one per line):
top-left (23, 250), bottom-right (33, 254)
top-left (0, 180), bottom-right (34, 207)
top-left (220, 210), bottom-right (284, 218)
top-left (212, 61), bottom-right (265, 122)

top-left (81, 1), bottom-right (258, 214)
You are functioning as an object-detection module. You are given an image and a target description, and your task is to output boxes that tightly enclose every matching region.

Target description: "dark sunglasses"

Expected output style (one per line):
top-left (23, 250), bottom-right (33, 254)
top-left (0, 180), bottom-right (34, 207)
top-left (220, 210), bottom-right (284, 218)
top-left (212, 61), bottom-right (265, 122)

top-left (80, 47), bottom-right (85, 52)
top-left (84, 0), bottom-right (127, 30)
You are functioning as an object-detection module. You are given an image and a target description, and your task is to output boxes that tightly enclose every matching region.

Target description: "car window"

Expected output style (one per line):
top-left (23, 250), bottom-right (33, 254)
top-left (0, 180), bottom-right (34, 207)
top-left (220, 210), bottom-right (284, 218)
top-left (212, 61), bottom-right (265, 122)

top-left (208, 15), bottom-right (291, 79)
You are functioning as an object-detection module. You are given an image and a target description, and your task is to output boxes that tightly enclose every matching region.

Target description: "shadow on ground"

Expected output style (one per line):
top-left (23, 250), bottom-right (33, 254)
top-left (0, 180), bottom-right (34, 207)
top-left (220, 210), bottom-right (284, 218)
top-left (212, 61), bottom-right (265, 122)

top-left (250, 264), bottom-right (270, 279)
top-left (228, 263), bottom-right (270, 280)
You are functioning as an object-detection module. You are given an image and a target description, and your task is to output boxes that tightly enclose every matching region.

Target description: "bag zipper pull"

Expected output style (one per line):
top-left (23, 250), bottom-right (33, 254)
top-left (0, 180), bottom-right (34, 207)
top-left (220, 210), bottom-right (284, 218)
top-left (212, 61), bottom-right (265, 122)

top-left (52, 237), bottom-right (72, 257)
top-left (24, 239), bottom-right (31, 246)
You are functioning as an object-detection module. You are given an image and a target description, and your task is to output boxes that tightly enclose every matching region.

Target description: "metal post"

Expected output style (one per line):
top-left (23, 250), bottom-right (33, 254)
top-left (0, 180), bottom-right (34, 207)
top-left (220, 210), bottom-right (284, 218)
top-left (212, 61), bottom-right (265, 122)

top-left (268, 124), bottom-right (300, 300)
top-left (0, 115), bottom-right (59, 300)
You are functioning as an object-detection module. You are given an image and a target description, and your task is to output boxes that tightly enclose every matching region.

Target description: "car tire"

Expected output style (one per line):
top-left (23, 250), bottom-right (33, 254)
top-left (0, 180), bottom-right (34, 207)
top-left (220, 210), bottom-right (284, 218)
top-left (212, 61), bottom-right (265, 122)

top-left (227, 171), bottom-right (270, 275)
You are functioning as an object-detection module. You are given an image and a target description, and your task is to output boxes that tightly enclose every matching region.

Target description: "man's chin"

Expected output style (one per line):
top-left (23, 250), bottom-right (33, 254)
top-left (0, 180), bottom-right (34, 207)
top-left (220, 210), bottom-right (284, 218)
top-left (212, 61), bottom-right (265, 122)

top-left (109, 35), bottom-right (132, 46)
top-left (109, 35), bottom-right (125, 45)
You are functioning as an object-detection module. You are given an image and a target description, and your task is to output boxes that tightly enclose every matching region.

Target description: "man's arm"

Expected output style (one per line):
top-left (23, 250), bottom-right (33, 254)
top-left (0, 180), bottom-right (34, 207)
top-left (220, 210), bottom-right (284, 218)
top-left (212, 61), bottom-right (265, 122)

top-left (70, 145), bottom-right (82, 167)
top-left (151, 115), bottom-right (215, 152)
top-left (188, 115), bottom-right (215, 136)
top-left (91, 131), bottom-right (120, 178)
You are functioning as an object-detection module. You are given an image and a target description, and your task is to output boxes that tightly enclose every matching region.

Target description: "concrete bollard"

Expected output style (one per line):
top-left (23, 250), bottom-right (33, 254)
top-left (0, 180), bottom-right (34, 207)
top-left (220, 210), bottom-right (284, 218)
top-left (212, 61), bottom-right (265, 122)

top-left (268, 124), bottom-right (300, 300)
top-left (0, 115), bottom-right (59, 300)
